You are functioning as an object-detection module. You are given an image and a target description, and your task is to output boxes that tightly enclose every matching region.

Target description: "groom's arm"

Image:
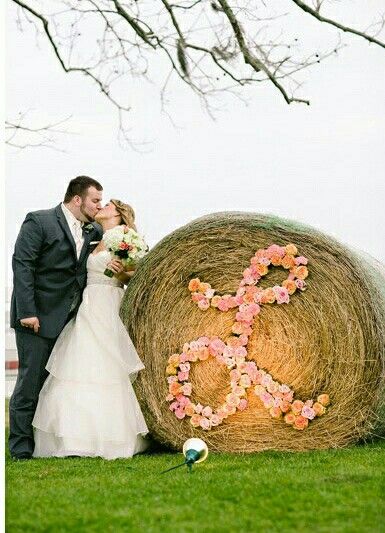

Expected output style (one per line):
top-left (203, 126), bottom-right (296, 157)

top-left (12, 213), bottom-right (44, 321)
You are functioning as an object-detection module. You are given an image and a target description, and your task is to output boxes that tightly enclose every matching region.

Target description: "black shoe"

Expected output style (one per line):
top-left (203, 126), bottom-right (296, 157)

top-left (11, 453), bottom-right (32, 461)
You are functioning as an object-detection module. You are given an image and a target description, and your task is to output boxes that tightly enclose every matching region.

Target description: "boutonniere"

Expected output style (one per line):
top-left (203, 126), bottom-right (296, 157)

top-left (83, 223), bottom-right (94, 234)
top-left (89, 241), bottom-right (100, 247)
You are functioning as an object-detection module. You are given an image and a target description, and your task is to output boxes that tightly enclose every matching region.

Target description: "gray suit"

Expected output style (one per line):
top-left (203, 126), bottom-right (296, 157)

top-left (9, 204), bottom-right (103, 457)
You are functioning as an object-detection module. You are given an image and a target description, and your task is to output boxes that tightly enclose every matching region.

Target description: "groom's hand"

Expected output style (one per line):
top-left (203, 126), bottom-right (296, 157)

top-left (20, 317), bottom-right (40, 333)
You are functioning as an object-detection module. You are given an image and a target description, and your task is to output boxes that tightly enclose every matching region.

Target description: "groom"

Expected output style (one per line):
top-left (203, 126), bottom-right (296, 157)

top-left (9, 176), bottom-right (104, 459)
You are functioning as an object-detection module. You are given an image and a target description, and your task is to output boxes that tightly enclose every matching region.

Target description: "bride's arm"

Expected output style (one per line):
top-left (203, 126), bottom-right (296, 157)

top-left (115, 270), bottom-right (135, 285)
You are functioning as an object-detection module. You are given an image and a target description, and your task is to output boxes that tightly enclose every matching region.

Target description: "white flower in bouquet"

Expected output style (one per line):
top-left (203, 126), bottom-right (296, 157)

top-left (103, 225), bottom-right (148, 277)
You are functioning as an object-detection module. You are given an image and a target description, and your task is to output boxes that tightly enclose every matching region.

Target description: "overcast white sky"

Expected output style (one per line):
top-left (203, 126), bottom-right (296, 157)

top-left (5, 0), bottom-right (385, 287)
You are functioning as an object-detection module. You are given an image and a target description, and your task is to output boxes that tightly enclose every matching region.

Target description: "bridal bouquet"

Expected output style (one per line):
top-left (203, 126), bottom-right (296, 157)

top-left (103, 225), bottom-right (149, 277)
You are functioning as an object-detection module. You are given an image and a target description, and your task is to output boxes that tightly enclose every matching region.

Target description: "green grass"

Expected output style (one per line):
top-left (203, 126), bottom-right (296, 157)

top-left (5, 400), bottom-right (385, 533)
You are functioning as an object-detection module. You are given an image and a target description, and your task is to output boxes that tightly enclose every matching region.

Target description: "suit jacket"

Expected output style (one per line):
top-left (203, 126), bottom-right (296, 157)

top-left (10, 204), bottom-right (103, 338)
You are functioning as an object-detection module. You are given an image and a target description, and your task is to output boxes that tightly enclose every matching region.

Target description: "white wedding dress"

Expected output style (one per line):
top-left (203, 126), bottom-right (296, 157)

top-left (32, 250), bottom-right (149, 459)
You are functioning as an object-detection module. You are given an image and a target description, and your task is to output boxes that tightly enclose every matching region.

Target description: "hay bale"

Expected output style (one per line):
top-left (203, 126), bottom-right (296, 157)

top-left (120, 212), bottom-right (385, 452)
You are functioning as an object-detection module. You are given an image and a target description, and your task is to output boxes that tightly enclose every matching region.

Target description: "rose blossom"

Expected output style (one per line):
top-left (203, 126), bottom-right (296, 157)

top-left (200, 417), bottom-right (211, 430)
top-left (301, 405), bottom-right (316, 420)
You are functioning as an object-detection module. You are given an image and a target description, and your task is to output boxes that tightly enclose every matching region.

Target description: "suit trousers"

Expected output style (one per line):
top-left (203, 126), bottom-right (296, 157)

top-left (8, 303), bottom-right (79, 458)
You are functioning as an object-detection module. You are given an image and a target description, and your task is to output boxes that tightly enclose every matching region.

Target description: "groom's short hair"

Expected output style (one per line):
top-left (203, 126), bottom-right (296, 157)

top-left (64, 176), bottom-right (103, 202)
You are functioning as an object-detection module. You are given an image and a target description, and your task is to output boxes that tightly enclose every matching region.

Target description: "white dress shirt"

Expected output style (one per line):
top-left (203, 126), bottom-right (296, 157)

top-left (61, 203), bottom-right (84, 259)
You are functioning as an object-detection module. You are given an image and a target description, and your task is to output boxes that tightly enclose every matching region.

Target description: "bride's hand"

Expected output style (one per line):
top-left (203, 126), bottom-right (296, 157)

top-left (107, 259), bottom-right (124, 274)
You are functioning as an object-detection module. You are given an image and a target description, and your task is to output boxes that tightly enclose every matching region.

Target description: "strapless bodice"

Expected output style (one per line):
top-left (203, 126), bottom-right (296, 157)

top-left (87, 251), bottom-right (124, 288)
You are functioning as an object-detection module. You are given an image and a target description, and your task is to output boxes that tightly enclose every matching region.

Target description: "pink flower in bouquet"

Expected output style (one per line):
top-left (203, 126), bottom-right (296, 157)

top-left (195, 403), bottom-right (203, 414)
top-left (279, 384), bottom-right (291, 394)
top-left (200, 417), bottom-right (211, 430)
top-left (176, 394), bottom-right (190, 406)
top-left (254, 384), bottom-right (265, 395)
top-left (169, 382), bottom-right (182, 396)
top-left (167, 376), bottom-right (177, 384)
top-left (190, 414), bottom-right (202, 427)
top-left (267, 244), bottom-right (286, 258)
top-left (205, 288), bottom-right (215, 299)
top-left (224, 404), bottom-right (237, 416)
top-left (166, 393), bottom-right (174, 401)
top-left (301, 405), bottom-right (316, 420)
top-left (238, 398), bottom-right (248, 411)
top-left (234, 346), bottom-right (247, 358)
top-left (191, 292), bottom-right (205, 303)
top-left (239, 334), bottom-right (249, 346)
top-left (202, 406), bottom-right (213, 418)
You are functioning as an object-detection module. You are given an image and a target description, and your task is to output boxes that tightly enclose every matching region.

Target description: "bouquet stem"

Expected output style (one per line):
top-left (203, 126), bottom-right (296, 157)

top-left (104, 268), bottom-right (114, 278)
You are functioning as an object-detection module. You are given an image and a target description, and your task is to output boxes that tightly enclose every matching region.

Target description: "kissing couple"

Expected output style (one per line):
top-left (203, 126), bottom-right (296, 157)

top-left (9, 176), bottom-right (149, 460)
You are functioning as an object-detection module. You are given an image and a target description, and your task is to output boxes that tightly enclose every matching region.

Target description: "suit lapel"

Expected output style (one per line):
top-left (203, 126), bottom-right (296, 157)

top-left (55, 204), bottom-right (77, 259)
top-left (78, 230), bottom-right (93, 265)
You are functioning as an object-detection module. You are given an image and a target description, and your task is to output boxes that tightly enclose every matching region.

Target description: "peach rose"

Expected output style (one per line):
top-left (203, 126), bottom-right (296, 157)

top-left (199, 282), bottom-right (211, 293)
top-left (168, 354), bottom-right (180, 366)
top-left (294, 266), bottom-right (309, 280)
top-left (185, 404), bottom-right (195, 417)
top-left (270, 254), bottom-right (282, 267)
top-left (198, 347), bottom-right (210, 361)
top-left (188, 278), bottom-right (201, 292)
top-left (226, 393), bottom-right (241, 407)
top-left (269, 407), bottom-right (282, 419)
top-left (294, 415), bottom-right (309, 430)
top-left (284, 413), bottom-right (296, 425)
top-left (211, 295), bottom-right (221, 308)
top-left (261, 288), bottom-right (276, 304)
top-left (190, 414), bottom-right (202, 427)
top-left (280, 400), bottom-right (291, 413)
top-left (282, 279), bottom-right (297, 295)
top-left (256, 263), bottom-right (269, 276)
top-left (313, 402), bottom-right (326, 416)
top-left (285, 244), bottom-right (298, 256)
top-left (291, 400), bottom-right (304, 415)
top-left (281, 255), bottom-right (296, 270)
top-left (317, 394), bottom-right (330, 407)
top-left (169, 382), bottom-right (182, 396)
top-left (166, 365), bottom-right (177, 376)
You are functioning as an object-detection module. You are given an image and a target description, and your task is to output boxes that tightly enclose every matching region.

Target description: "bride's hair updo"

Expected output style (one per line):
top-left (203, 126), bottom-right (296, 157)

top-left (110, 199), bottom-right (137, 231)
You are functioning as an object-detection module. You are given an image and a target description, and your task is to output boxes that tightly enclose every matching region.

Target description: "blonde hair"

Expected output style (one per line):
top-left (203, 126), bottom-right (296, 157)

top-left (110, 199), bottom-right (137, 231)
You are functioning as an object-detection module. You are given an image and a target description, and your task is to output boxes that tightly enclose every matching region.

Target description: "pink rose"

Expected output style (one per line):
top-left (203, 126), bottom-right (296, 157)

top-left (199, 417), bottom-right (211, 430)
top-left (295, 256), bottom-right (308, 266)
top-left (260, 392), bottom-right (274, 408)
top-left (169, 401), bottom-right (179, 411)
top-left (198, 299), bottom-right (210, 311)
top-left (295, 279), bottom-right (306, 291)
top-left (209, 338), bottom-right (226, 355)
top-left (238, 398), bottom-right (248, 411)
top-left (179, 363), bottom-right (190, 373)
top-left (175, 408), bottom-right (186, 419)
top-left (239, 374), bottom-right (251, 388)
top-left (182, 383), bottom-right (192, 396)
top-left (197, 336), bottom-right (210, 347)
top-left (202, 406), bottom-right (213, 418)
top-left (210, 414), bottom-right (221, 426)
top-left (166, 393), bottom-right (174, 401)
top-left (178, 371), bottom-right (189, 381)
top-left (167, 376), bottom-right (177, 384)
top-left (301, 405), bottom-right (316, 420)
top-left (272, 285), bottom-right (290, 304)
top-left (195, 403), bottom-right (203, 414)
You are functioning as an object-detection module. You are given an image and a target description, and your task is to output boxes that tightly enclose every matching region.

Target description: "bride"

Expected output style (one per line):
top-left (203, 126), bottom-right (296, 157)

top-left (32, 199), bottom-right (149, 459)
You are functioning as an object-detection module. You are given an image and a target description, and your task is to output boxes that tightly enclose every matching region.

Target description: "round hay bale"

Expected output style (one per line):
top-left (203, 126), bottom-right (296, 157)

top-left (120, 212), bottom-right (385, 452)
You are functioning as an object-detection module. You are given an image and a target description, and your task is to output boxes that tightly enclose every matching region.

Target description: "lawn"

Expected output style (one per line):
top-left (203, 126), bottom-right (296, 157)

top-left (5, 401), bottom-right (385, 533)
